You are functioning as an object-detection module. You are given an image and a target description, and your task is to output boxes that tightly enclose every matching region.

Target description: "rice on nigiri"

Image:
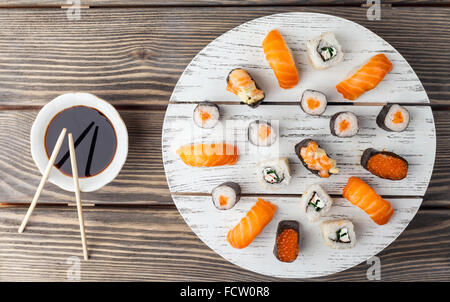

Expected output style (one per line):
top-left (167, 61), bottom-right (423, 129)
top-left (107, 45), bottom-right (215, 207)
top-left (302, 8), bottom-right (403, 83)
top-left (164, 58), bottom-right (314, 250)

top-left (262, 29), bottom-right (299, 89)
top-left (376, 104), bottom-right (410, 132)
top-left (227, 198), bottom-right (277, 249)
top-left (300, 184), bottom-right (333, 222)
top-left (193, 102), bottom-right (220, 129)
top-left (330, 111), bottom-right (359, 138)
top-left (300, 89), bottom-right (327, 116)
top-left (212, 182), bottom-right (241, 210)
top-left (320, 219), bottom-right (356, 249)
top-left (336, 54), bottom-right (393, 100)
top-left (248, 120), bottom-right (276, 147)
top-left (226, 68), bottom-right (265, 107)
top-left (361, 148), bottom-right (408, 181)
top-left (307, 32), bottom-right (344, 70)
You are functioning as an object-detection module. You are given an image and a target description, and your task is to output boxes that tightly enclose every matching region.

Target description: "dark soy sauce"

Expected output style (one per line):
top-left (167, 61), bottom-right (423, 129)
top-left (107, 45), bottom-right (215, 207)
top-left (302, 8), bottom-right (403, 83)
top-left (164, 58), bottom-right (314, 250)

top-left (45, 106), bottom-right (117, 178)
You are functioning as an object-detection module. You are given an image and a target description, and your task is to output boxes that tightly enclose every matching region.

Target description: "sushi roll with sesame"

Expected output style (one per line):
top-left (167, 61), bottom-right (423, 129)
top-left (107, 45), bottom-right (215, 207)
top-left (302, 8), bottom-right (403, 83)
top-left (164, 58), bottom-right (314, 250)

top-left (248, 120), bottom-right (276, 147)
top-left (295, 139), bottom-right (339, 178)
top-left (320, 219), bottom-right (356, 249)
top-left (300, 89), bottom-right (327, 116)
top-left (330, 111), bottom-right (359, 138)
top-left (257, 158), bottom-right (291, 189)
top-left (361, 148), bottom-right (408, 180)
top-left (300, 184), bottom-right (333, 222)
top-left (376, 104), bottom-right (410, 132)
top-left (193, 102), bottom-right (220, 129)
top-left (307, 32), bottom-right (344, 70)
top-left (211, 182), bottom-right (241, 210)
top-left (226, 68), bottom-right (265, 108)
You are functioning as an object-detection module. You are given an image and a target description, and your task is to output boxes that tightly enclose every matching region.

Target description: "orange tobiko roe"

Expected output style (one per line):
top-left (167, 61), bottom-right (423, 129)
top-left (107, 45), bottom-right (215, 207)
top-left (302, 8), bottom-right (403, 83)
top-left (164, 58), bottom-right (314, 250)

top-left (367, 154), bottom-right (408, 180)
top-left (276, 228), bottom-right (299, 262)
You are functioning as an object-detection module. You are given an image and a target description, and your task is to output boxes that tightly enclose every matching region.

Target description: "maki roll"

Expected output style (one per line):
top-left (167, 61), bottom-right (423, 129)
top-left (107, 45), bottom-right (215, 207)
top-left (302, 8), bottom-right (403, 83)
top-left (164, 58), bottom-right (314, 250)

top-left (300, 89), bottom-right (327, 116)
top-left (193, 101), bottom-right (220, 129)
top-left (257, 158), bottom-right (291, 189)
top-left (320, 219), bottom-right (356, 249)
top-left (211, 182), bottom-right (241, 210)
top-left (273, 220), bottom-right (300, 263)
top-left (361, 148), bottom-right (408, 181)
top-left (376, 104), bottom-right (410, 132)
top-left (248, 120), bottom-right (276, 147)
top-left (307, 32), bottom-right (344, 70)
top-left (300, 184), bottom-right (333, 222)
top-left (226, 68), bottom-right (265, 108)
top-left (330, 111), bottom-right (359, 138)
top-left (295, 139), bottom-right (339, 178)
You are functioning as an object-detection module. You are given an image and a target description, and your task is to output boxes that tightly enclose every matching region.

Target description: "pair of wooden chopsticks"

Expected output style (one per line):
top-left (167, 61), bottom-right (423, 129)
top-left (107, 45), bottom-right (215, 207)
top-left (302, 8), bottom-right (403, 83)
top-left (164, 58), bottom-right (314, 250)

top-left (18, 128), bottom-right (89, 260)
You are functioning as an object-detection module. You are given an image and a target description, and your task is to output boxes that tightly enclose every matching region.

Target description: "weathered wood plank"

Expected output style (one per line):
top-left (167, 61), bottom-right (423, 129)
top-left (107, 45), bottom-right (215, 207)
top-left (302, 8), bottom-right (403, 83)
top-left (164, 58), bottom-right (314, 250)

top-left (0, 108), bottom-right (447, 206)
top-left (0, 7), bottom-right (448, 106)
top-left (1, 1), bottom-right (449, 7)
top-left (163, 104), bottom-right (435, 196)
top-left (0, 206), bottom-right (447, 281)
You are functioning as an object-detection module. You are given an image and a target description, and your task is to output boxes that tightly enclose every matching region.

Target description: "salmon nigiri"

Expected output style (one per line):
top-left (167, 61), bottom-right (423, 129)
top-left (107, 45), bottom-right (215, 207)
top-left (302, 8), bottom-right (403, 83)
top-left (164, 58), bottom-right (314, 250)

top-left (227, 198), bottom-right (277, 249)
top-left (262, 29), bottom-right (299, 89)
top-left (336, 54), bottom-right (393, 101)
top-left (342, 177), bottom-right (394, 225)
top-left (176, 143), bottom-right (238, 167)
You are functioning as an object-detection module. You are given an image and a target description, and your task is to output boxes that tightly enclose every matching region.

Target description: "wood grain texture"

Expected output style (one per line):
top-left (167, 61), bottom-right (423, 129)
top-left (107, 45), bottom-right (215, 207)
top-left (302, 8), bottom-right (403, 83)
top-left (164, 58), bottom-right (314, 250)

top-left (163, 104), bottom-right (435, 196)
top-left (0, 7), bottom-right (448, 106)
top-left (0, 206), bottom-right (447, 281)
top-left (0, 108), bottom-right (448, 206)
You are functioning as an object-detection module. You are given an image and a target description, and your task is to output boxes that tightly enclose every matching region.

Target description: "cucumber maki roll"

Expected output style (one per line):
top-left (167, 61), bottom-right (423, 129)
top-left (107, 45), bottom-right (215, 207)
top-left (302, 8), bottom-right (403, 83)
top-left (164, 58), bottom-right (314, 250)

top-left (256, 158), bottom-right (291, 189)
top-left (376, 104), bottom-right (410, 132)
top-left (361, 148), bottom-right (408, 180)
top-left (300, 184), bottom-right (333, 222)
top-left (295, 139), bottom-right (339, 178)
top-left (307, 32), bottom-right (344, 70)
top-left (320, 219), bottom-right (356, 249)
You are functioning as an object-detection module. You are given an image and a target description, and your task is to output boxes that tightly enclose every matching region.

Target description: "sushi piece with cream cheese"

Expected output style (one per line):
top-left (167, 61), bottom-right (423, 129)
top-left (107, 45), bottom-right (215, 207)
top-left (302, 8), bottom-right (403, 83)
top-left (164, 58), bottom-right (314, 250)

top-left (211, 182), bottom-right (241, 210)
top-left (300, 89), bottom-right (327, 116)
top-left (330, 111), bottom-right (359, 138)
top-left (307, 32), bottom-right (344, 70)
top-left (300, 184), bottom-right (333, 222)
top-left (257, 158), bottom-right (291, 189)
top-left (193, 102), bottom-right (220, 129)
top-left (376, 104), bottom-right (410, 132)
top-left (320, 219), bottom-right (356, 249)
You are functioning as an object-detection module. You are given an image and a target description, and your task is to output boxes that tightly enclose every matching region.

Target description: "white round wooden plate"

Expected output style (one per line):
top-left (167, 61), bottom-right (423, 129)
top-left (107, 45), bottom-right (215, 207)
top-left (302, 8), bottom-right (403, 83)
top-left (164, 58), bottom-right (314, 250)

top-left (162, 12), bottom-right (436, 278)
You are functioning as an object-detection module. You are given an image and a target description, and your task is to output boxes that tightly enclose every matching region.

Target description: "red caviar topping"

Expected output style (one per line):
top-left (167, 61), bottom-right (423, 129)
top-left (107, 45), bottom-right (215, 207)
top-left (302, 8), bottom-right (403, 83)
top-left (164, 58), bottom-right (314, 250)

top-left (276, 228), bottom-right (299, 262)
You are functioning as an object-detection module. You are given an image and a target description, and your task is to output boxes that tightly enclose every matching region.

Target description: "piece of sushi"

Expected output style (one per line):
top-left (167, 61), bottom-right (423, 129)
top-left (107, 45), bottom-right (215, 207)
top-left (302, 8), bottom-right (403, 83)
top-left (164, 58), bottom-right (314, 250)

top-left (343, 177), bottom-right (394, 225)
top-left (176, 143), bottom-right (239, 167)
top-left (227, 198), bottom-right (277, 249)
top-left (376, 104), bottom-right (410, 132)
top-left (330, 111), bottom-right (359, 138)
top-left (262, 29), bottom-right (299, 89)
top-left (300, 89), bottom-right (327, 116)
top-left (320, 219), bottom-right (356, 249)
top-left (336, 54), bottom-right (393, 100)
top-left (226, 68), bottom-right (265, 107)
top-left (273, 220), bottom-right (300, 263)
top-left (212, 182), bottom-right (241, 210)
top-left (300, 184), bottom-right (333, 222)
top-left (257, 158), bottom-right (291, 189)
top-left (295, 139), bottom-right (339, 178)
top-left (193, 102), bottom-right (220, 129)
top-left (361, 148), bottom-right (408, 181)
top-left (248, 120), bottom-right (277, 147)
top-left (307, 32), bottom-right (344, 70)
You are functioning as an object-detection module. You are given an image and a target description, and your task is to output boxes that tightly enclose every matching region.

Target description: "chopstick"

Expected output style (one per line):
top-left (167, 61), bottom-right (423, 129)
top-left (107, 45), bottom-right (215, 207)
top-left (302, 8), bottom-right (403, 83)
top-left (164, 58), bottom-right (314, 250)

top-left (18, 128), bottom-right (67, 233)
top-left (68, 133), bottom-right (89, 260)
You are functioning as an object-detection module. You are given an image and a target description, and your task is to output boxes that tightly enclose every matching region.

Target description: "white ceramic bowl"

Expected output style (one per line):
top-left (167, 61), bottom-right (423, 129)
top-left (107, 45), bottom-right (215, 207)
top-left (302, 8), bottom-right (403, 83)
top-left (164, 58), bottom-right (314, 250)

top-left (30, 93), bottom-right (128, 192)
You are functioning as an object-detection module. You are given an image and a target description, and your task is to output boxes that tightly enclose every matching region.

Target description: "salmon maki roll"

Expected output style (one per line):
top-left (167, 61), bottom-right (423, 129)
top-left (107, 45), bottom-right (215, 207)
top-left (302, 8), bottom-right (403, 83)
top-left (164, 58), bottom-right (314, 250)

top-left (343, 177), bottom-right (394, 225)
top-left (176, 143), bottom-right (238, 167)
top-left (262, 29), bottom-right (299, 89)
top-left (336, 54), bottom-right (393, 100)
top-left (226, 68), bottom-right (265, 107)
top-left (227, 198), bottom-right (277, 249)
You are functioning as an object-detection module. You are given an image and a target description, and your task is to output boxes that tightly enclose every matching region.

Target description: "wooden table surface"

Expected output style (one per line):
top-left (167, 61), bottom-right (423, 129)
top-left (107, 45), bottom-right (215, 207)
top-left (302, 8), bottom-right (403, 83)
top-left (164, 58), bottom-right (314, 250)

top-left (0, 1), bottom-right (448, 281)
